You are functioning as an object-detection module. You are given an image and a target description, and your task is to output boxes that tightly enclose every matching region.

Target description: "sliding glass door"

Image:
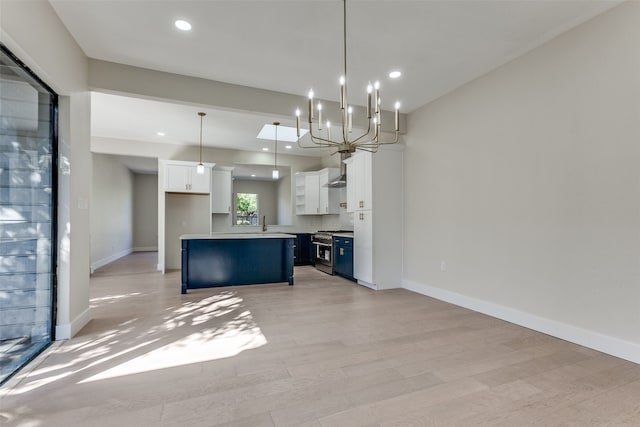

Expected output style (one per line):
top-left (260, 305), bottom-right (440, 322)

top-left (0, 44), bottom-right (57, 384)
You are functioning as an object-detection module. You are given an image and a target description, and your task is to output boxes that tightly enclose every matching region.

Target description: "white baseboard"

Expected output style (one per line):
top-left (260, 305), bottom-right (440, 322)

top-left (402, 279), bottom-right (640, 365)
top-left (90, 248), bottom-right (133, 273)
top-left (133, 246), bottom-right (158, 252)
top-left (55, 307), bottom-right (92, 340)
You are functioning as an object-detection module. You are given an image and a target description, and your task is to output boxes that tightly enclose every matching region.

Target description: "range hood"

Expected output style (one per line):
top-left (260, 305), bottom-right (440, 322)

top-left (327, 153), bottom-right (350, 188)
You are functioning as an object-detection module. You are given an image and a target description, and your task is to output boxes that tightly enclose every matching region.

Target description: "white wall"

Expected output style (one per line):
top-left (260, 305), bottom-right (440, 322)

top-left (1, 1), bottom-right (92, 339)
top-left (403, 2), bottom-right (640, 362)
top-left (90, 154), bottom-right (134, 271)
top-left (133, 173), bottom-right (158, 251)
top-left (277, 174), bottom-right (292, 226)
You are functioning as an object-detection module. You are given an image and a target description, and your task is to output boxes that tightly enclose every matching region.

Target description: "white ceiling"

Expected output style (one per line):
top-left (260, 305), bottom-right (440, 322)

top-left (90, 92), bottom-right (317, 155)
top-left (52, 0), bottom-right (620, 157)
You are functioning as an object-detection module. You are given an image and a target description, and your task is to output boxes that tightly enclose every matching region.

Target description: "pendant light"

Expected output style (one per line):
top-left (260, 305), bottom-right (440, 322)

top-left (272, 121), bottom-right (280, 180)
top-left (196, 111), bottom-right (205, 174)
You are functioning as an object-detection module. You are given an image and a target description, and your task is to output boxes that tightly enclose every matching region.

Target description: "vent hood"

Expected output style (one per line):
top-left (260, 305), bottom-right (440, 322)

top-left (327, 153), bottom-right (351, 188)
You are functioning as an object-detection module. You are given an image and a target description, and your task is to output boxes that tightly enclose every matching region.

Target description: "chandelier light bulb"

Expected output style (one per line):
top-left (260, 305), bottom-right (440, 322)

top-left (395, 101), bottom-right (400, 110)
top-left (308, 89), bottom-right (314, 99)
top-left (339, 76), bottom-right (345, 85)
top-left (367, 84), bottom-right (373, 93)
top-left (374, 81), bottom-right (380, 90)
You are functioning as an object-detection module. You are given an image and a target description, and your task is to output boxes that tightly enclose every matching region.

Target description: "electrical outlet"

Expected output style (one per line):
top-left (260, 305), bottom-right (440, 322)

top-left (440, 261), bottom-right (447, 272)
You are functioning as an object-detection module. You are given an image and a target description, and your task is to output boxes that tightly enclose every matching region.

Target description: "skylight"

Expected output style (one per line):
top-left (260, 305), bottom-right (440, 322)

top-left (256, 124), bottom-right (307, 143)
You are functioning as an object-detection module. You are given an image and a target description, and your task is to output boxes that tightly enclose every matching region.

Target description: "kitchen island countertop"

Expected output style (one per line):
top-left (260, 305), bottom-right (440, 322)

top-left (180, 233), bottom-right (296, 240)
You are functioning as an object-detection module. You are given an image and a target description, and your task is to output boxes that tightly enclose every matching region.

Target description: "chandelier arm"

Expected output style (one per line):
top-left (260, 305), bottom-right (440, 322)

top-left (357, 131), bottom-right (399, 148)
top-left (298, 143), bottom-right (333, 149)
top-left (308, 124), bottom-right (340, 145)
top-left (349, 121), bottom-right (375, 144)
top-left (354, 146), bottom-right (378, 153)
top-left (375, 131), bottom-right (400, 145)
top-left (297, 136), bottom-right (333, 149)
top-left (310, 133), bottom-right (335, 146)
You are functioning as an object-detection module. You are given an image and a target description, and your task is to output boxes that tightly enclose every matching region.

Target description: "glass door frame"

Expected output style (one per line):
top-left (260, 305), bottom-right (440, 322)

top-left (0, 42), bottom-right (58, 384)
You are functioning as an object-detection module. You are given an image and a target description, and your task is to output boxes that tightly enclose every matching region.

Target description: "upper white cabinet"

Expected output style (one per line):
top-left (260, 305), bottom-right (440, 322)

top-left (345, 155), bottom-right (373, 212)
top-left (164, 162), bottom-right (211, 194)
top-left (211, 169), bottom-right (232, 214)
top-left (304, 172), bottom-right (320, 214)
top-left (295, 168), bottom-right (340, 215)
top-left (347, 148), bottom-right (403, 290)
top-left (318, 168), bottom-right (341, 214)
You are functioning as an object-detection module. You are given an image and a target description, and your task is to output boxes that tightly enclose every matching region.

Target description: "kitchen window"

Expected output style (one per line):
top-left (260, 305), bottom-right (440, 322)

top-left (235, 192), bottom-right (258, 226)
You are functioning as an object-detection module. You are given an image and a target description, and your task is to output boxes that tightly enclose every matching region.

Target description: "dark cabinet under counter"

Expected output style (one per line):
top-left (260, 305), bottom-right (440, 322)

top-left (294, 233), bottom-right (314, 266)
top-left (333, 236), bottom-right (355, 281)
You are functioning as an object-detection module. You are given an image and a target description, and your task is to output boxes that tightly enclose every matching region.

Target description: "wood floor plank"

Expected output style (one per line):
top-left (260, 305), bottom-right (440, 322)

top-left (1, 252), bottom-right (638, 427)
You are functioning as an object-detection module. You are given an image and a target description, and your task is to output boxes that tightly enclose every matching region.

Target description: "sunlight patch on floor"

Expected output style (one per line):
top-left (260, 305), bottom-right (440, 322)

top-left (79, 310), bottom-right (267, 383)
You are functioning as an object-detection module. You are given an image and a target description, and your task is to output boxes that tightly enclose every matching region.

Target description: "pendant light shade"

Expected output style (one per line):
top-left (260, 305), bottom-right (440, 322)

top-left (196, 112), bottom-right (206, 174)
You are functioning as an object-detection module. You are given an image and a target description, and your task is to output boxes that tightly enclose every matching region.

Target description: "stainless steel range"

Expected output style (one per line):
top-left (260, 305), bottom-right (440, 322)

top-left (312, 230), bottom-right (352, 275)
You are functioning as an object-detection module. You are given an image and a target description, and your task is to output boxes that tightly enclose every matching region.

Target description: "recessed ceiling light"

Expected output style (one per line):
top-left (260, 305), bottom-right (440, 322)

top-left (285, 145), bottom-right (292, 149)
top-left (389, 70), bottom-right (402, 79)
top-left (262, 147), bottom-right (269, 151)
top-left (251, 174), bottom-right (256, 177)
top-left (175, 20), bottom-right (192, 31)
top-left (157, 131), bottom-right (165, 136)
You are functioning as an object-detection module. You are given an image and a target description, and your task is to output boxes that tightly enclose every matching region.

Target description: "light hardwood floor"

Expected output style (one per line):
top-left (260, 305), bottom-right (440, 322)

top-left (1, 252), bottom-right (639, 426)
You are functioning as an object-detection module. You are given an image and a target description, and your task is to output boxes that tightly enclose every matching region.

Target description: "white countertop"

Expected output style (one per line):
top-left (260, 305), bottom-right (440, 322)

top-left (180, 233), bottom-right (296, 240)
top-left (333, 232), bottom-right (354, 238)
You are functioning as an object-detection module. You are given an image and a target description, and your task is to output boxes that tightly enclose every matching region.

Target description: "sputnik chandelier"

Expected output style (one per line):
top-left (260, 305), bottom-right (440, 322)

top-left (295, 0), bottom-right (400, 154)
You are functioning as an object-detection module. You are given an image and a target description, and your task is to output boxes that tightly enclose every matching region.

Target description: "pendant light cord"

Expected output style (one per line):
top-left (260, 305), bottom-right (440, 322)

top-left (199, 113), bottom-right (203, 164)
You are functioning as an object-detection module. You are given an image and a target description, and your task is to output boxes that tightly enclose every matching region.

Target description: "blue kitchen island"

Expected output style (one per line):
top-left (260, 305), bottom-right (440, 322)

top-left (180, 233), bottom-right (295, 294)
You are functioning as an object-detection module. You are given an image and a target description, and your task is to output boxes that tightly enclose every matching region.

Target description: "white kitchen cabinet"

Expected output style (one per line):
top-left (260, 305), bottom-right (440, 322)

top-left (352, 152), bottom-right (372, 210)
top-left (211, 169), bottom-right (232, 214)
top-left (318, 168), bottom-right (341, 214)
top-left (295, 169), bottom-right (341, 215)
top-left (304, 172), bottom-right (320, 214)
top-left (164, 163), bottom-right (211, 194)
top-left (353, 209), bottom-right (373, 284)
top-left (348, 148), bottom-right (403, 290)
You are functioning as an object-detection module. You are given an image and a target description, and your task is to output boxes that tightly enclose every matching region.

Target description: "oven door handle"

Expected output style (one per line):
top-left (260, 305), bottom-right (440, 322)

top-left (312, 242), bottom-right (332, 247)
